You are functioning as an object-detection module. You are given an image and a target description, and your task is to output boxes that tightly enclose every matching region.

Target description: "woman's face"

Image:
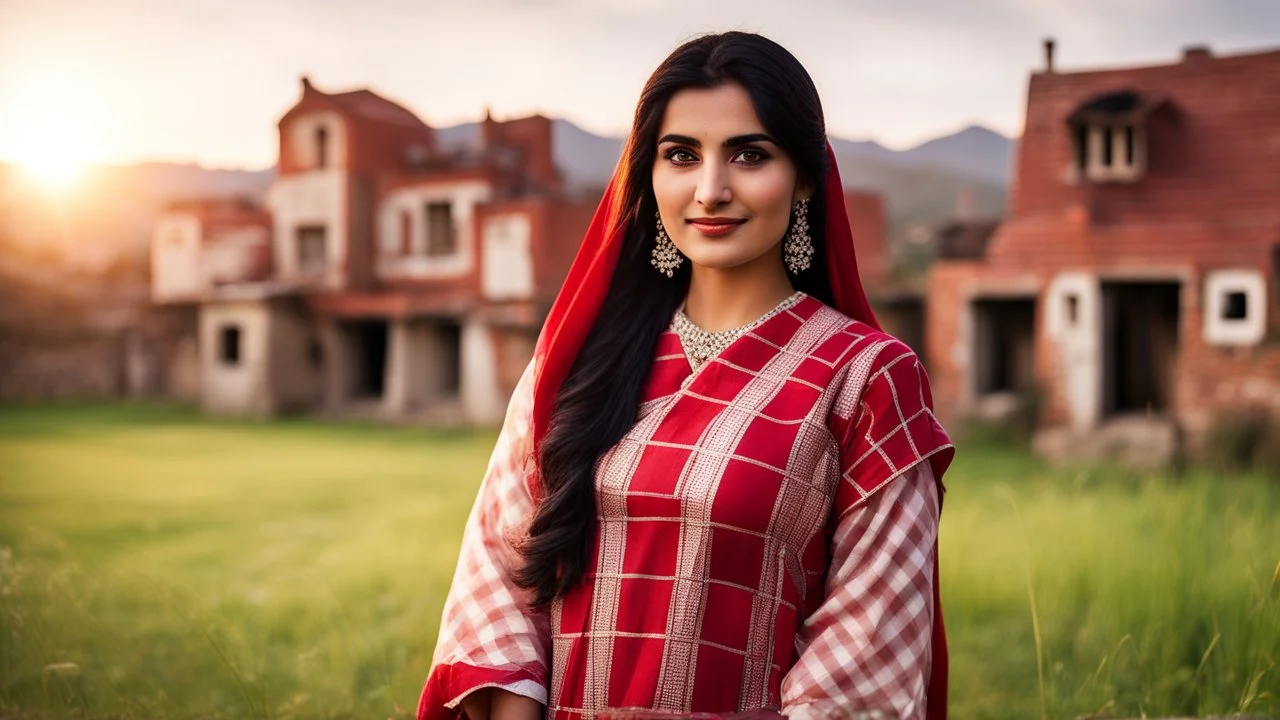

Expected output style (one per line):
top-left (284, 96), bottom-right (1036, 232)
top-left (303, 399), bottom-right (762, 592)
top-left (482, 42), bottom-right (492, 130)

top-left (652, 82), bottom-right (809, 274)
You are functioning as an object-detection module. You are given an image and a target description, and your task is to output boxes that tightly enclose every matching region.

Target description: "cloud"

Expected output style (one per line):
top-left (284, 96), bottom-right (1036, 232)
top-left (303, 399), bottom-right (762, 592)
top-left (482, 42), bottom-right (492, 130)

top-left (0, 0), bottom-right (1275, 165)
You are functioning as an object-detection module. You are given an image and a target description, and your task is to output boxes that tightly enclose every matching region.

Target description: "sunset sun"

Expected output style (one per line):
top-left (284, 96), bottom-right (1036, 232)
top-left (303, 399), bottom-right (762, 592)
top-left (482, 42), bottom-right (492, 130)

top-left (16, 141), bottom-right (87, 189)
top-left (3, 72), bottom-right (102, 191)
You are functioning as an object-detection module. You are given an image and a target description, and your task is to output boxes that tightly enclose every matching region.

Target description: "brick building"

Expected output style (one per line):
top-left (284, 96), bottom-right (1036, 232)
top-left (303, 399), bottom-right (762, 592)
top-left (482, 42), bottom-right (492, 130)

top-left (926, 42), bottom-right (1280, 462)
top-left (152, 78), bottom-right (598, 423)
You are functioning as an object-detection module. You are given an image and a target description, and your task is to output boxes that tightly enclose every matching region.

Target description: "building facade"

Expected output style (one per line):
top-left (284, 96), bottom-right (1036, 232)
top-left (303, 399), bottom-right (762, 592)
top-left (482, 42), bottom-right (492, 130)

top-left (153, 79), bottom-right (597, 423)
top-left (926, 43), bottom-right (1280, 462)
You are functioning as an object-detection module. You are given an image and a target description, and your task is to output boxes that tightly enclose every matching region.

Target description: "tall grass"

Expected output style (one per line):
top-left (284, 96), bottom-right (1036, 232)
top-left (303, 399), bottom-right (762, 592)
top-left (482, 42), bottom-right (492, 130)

top-left (0, 403), bottom-right (493, 719)
top-left (941, 441), bottom-right (1280, 719)
top-left (0, 403), bottom-right (1277, 719)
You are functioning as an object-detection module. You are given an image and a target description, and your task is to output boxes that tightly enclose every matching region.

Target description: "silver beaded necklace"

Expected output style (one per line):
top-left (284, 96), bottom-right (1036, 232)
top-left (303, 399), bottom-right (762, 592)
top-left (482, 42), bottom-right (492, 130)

top-left (671, 292), bottom-right (804, 369)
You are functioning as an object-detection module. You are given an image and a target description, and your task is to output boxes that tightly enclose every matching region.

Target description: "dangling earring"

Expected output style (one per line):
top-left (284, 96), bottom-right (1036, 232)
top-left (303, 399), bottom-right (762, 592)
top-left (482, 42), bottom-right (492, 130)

top-left (784, 198), bottom-right (813, 274)
top-left (651, 211), bottom-right (683, 278)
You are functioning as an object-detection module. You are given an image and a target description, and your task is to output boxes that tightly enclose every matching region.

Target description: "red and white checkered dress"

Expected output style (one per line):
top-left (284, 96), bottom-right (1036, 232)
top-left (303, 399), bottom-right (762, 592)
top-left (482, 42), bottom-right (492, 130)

top-left (419, 295), bottom-right (953, 720)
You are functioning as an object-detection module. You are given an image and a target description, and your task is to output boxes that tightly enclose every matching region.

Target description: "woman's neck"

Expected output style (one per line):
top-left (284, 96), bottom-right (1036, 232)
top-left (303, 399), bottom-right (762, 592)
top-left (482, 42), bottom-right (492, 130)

top-left (682, 252), bottom-right (795, 332)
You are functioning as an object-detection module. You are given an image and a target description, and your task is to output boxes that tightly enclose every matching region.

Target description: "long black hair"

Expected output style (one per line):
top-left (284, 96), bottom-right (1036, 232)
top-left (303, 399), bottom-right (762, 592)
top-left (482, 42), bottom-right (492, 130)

top-left (513, 31), bottom-right (837, 607)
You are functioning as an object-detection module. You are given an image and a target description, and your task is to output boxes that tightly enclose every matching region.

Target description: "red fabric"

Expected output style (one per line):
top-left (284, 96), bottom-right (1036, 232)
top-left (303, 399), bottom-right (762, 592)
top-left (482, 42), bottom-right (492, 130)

top-left (418, 663), bottom-right (545, 720)
top-left (815, 145), bottom-right (881, 335)
top-left (526, 144), bottom-right (947, 718)
top-left (530, 174), bottom-right (628, 469)
top-left (420, 144), bottom-right (953, 719)
top-left (545, 299), bottom-right (950, 718)
top-left (419, 303), bottom-right (953, 718)
top-left (418, 361), bottom-right (553, 718)
top-left (531, 144), bottom-right (881, 454)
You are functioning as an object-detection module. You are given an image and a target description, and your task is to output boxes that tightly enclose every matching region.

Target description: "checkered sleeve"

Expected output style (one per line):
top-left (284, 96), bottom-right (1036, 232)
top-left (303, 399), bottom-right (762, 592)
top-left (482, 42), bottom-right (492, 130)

top-left (780, 340), bottom-right (952, 720)
top-left (417, 360), bottom-right (551, 720)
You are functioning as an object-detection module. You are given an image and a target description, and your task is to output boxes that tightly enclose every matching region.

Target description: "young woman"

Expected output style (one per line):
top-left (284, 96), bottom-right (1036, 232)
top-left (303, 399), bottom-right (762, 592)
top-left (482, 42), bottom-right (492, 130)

top-left (418, 31), bottom-right (954, 720)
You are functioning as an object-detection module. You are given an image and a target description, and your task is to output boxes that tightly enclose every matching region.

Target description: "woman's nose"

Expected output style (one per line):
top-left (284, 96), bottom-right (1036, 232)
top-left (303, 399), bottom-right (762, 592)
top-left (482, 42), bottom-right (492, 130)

top-left (694, 163), bottom-right (732, 210)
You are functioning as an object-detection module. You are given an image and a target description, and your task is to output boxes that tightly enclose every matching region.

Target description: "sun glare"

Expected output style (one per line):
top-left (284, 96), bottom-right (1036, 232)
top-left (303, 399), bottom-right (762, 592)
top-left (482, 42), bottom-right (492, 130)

top-left (2, 72), bottom-right (103, 192)
top-left (18, 145), bottom-right (86, 190)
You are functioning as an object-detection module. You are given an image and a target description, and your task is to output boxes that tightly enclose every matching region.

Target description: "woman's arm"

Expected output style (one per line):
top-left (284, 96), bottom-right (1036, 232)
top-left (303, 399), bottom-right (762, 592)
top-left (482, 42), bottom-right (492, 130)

top-left (781, 338), bottom-right (953, 720)
top-left (417, 361), bottom-right (551, 720)
top-left (460, 688), bottom-right (491, 720)
top-left (461, 687), bottom-right (542, 720)
top-left (780, 463), bottom-right (940, 720)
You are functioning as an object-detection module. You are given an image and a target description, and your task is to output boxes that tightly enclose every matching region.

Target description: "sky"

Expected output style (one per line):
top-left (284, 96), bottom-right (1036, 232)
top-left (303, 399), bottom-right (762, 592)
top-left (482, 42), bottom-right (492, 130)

top-left (0, 0), bottom-right (1277, 171)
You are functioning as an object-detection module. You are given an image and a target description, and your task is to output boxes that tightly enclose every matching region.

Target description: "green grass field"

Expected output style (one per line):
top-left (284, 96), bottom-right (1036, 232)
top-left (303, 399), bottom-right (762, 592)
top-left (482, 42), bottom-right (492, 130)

top-left (0, 404), bottom-right (1276, 719)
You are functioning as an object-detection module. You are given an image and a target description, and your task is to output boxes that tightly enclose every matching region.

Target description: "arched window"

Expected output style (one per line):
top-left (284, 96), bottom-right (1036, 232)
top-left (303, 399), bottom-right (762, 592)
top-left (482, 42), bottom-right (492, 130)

top-left (1066, 90), bottom-right (1165, 184)
top-left (315, 126), bottom-right (329, 169)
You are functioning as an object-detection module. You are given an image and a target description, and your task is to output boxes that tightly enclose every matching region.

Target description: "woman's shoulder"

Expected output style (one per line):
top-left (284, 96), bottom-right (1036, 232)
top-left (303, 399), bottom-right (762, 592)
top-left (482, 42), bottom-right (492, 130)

top-left (799, 295), bottom-right (917, 373)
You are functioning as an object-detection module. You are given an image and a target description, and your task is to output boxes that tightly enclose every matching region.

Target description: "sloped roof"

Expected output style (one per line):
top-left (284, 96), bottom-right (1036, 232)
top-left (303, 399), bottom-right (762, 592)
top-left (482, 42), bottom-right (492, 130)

top-left (326, 88), bottom-right (429, 129)
top-left (1067, 89), bottom-right (1169, 125)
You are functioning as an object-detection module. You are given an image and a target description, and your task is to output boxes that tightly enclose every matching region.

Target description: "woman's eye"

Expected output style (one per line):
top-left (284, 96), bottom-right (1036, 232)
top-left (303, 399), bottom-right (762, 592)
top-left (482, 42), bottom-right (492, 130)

top-left (666, 148), bottom-right (697, 164)
top-left (735, 148), bottom-right (767, 164)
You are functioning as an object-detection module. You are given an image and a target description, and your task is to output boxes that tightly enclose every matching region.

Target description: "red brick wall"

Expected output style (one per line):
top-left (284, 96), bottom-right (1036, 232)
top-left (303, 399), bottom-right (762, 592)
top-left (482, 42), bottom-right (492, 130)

top-left (377, 168), bottom-right (495, 196)
top-left (543, 200), bottom-right (598, 296)
top-left (1171, 275), bottom-right (1280, 439)
top-left (842, 191), bottom-right (888, 293)
top-left (929, 260), bottom-right (1280, 428)
top-left (492, 326), bottom-right (539, 400)
top-left (926, 263), bottom-right (1067, 423)
top-left (1008, 48), bottom-right (1280, 260)
top-left (482, 115), bottom-right (561, 194)
top-left (189, 202), bottom-right (274, 283)
top-left (275, 92), bottom-right (351, 176)
top-left (924, 263), bottom-right (968, 423)
top-left (276, 82), bottom-right (435, 178)
top-left (927, 48), bottom-right (1280, 438)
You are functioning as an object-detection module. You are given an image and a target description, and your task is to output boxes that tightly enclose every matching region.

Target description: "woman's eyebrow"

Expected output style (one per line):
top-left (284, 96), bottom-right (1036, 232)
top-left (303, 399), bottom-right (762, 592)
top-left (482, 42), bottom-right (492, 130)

top-left (657, 133), bottom-right (778, 148)
top-left (723, 133), bottom-right (776, 147)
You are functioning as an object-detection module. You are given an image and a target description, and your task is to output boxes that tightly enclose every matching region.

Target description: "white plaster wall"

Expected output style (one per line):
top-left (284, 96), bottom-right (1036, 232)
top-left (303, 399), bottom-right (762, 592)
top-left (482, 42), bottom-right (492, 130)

top-left (317, 319), bottom-right (346, 411)
top-left (1203, 269), bottom-right (1267, 346)
top-left (267, 169), bottom-right (347, 287)
top-left (152, 214), bottom-right (202, 301)
top-left (272, 307), bottom-right (324, 413)
top-left (287, 110), bottom-right (346, 171)
top-left (384, 320), bottom-right (414, 414)
top-left (199, 302), bottom-right (272, 415)
top-left (1045, 272), bottom-right (1103, 431)
top-left (376, 181), bottom-right (491, 279)
top-left (167, 336), bottom-right (201, 403)
top-left (482, 213), bottom-right (534, 301)
top-left (203, 227), bottom-right (270, 286)
top-left (461, 319), bottom-right (504, 424)
top-left (384, 320), bottom-right (456, 414)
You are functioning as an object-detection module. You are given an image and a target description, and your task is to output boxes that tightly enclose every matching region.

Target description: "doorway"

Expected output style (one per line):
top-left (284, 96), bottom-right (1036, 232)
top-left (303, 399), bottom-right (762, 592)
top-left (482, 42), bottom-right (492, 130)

top-left (1101, 282), bottom-right (1180, 416)
top-left (972, 297), bottom-right (1037, 396)
top-left (345, 320), bottom-right (389, 398)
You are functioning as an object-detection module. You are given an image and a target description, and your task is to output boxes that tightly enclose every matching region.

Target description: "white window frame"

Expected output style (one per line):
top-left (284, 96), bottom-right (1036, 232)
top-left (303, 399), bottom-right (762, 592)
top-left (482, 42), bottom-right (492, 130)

top-left (1203, 269), bottom-right (1266, 346)
top-left (1068, 122), bottom-right (1146, 184)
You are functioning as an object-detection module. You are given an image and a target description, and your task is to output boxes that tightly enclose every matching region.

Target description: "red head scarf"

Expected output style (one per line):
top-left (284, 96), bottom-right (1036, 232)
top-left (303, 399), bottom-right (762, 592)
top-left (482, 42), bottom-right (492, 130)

top-left (528, 142), bottom-right (948, 719)
top-left (531, 142), bottom-right (879, 441)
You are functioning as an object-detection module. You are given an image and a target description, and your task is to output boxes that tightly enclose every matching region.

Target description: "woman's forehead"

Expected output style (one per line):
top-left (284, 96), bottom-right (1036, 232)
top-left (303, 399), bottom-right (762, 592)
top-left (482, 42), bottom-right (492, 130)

top-left (657, 84), bottom-right (768, 142)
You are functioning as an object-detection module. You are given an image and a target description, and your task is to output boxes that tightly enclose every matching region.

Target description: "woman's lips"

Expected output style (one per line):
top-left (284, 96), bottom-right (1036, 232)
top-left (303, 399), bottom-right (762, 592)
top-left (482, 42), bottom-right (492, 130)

top-left (687, 218), bottom-right (746, 237)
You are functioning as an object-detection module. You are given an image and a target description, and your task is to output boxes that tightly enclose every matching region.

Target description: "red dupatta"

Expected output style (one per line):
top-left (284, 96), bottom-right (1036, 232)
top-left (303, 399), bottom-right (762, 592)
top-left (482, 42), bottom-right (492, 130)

top-left (529, 143), bottom-right (949, 720)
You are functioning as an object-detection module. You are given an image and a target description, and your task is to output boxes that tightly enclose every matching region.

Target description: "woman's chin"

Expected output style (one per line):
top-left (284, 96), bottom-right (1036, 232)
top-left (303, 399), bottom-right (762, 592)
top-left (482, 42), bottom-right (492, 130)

top-left (674, 240), bottom-right (766, 268)
top-left (682, 251), bottom-right (779, 273)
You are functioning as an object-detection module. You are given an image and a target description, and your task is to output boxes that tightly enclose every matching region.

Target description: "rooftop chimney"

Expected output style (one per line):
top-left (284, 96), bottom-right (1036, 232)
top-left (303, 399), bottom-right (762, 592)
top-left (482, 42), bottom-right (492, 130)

top-left (1182, 45), bottom-right (1213, 62)
top-left (1043, 37), bottom-right (1056, 73)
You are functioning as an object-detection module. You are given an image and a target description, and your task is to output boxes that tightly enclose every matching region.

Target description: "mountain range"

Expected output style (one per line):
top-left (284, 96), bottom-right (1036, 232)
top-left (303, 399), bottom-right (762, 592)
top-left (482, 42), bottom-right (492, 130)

top-left (446, 119), bottom-right (1014, 226)
top-left (538, 119), bottom-right (1014, 249)
top-left (0, 119), bottom-right (1014, 274)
